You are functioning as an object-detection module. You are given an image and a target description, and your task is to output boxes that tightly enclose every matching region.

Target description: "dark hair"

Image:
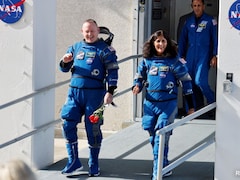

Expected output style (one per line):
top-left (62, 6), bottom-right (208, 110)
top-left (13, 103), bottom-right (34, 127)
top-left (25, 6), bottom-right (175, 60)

top-left (142, 30), bottom-right (177, 58)
top-left (192, 0), bottom-right (204, 4)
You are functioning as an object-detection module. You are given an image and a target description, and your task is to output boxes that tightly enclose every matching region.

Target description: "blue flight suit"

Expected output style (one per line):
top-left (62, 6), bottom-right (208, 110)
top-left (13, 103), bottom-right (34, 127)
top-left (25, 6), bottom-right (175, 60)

top-left (133, 56), bottom-right (193, 179)
top-left (59, 39), bottom-right (118, 175)
top-left (178, 12), bottom-right (218, 106)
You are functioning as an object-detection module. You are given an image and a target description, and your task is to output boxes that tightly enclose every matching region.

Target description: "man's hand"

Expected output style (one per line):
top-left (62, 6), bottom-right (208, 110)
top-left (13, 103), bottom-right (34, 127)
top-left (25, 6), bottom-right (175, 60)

top-left (62, 53), bottom-right (73, 63)
top-left (187, 108), bottom-right (195, 115)
top-left (104, 92), bottom-right (113, 105)
top-left (210, 56), bottom-right (217, 67)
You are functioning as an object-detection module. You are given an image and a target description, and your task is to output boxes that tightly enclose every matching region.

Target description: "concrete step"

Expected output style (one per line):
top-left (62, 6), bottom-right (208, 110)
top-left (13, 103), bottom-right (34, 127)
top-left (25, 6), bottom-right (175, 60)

top-left (37, 119), bottom-right (215, 180)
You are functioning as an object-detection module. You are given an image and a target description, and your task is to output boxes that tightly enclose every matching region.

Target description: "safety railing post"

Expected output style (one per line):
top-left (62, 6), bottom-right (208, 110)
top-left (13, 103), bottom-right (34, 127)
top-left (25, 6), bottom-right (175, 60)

top-left (154, 102), bottom-right (216, 180)
top-left (157, 132), bottom-right (165, 180)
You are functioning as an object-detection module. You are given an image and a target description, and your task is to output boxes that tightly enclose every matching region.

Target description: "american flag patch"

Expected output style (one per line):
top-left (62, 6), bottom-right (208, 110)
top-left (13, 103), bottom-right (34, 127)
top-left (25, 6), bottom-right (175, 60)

top-left (212, 19), bottom-right (217, 26)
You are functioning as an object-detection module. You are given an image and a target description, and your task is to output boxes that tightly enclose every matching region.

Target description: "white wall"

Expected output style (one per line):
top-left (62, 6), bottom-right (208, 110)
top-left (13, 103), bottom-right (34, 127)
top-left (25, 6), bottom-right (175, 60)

top-left (0, 0), bottom-right (139, 168)
top-left (215, 0), bottom-right (240, 179)
top-left (0, 0), bottom-right (56, 169)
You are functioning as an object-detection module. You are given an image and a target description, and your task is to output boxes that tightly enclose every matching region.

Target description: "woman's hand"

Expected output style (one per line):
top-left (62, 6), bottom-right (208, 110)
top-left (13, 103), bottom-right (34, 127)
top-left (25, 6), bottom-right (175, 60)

top-left (132, 85), bottom-right (140, 95)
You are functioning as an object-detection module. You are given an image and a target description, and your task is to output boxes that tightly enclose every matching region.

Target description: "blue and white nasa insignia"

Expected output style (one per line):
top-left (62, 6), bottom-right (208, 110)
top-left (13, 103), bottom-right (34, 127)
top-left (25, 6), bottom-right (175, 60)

top-left (77, 51), bottom-right (85, 60)
top-left (149, 66), bottom-right (158, 75)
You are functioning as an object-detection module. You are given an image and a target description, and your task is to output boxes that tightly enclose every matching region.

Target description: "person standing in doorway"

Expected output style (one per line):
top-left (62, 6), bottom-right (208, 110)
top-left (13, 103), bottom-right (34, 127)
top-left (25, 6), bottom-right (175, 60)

top-left (177, 11), bottom-right (205, 114)
top-left (59, 19), bottom-right (119, 176)
top-left (132, 30), bottom-right (194, 179)
top-left (177, 11), bottom-right (205, 113)
top-left (178, 0), bottom-right (218, 114)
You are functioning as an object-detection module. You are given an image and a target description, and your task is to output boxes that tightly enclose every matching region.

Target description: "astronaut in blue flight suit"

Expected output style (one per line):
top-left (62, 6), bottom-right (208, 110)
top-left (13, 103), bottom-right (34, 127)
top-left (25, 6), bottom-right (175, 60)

top-left (132, 30), bottom-right (194, 179)
top-left (59, 19), bottom-right (118, 176)
top-left (178, 0), bottom-right (218, 110)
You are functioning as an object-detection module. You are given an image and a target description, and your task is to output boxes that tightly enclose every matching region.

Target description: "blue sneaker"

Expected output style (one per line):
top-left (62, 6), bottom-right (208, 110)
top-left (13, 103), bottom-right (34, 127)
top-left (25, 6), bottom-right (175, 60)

top-left (88, 168), bottom-right (100, 177)
top-left (88, 147), bottom-right (100, 177)
top-left (62, 142), bottom-right (83, 175)
top-left (61, 160), bottom-right (83, 175)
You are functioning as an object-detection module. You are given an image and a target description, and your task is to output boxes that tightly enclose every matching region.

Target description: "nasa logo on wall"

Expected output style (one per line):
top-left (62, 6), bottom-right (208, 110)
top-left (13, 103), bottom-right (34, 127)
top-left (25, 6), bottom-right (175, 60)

top-left (229, 0), bottom-right (240, 30)
top-left (0, 0), bottom-right (25, 24)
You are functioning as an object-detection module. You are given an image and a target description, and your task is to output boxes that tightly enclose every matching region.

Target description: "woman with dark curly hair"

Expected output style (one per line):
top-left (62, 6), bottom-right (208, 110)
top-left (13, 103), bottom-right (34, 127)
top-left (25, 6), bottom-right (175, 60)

top-left (132, 30), bottom-right (194, 179)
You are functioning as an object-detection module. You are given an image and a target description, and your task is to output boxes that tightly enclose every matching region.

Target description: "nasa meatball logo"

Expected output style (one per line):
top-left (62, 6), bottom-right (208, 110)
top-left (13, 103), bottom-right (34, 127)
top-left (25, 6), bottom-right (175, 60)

top-left (0, 0), bottom-right (25, 24)
top-left (229, 0), bottom-right (240, 30)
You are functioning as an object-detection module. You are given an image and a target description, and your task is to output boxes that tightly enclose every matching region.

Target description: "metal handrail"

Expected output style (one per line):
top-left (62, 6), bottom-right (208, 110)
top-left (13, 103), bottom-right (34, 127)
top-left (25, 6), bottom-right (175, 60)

top-left (0, 53), bottom-right (216, 180)
top-left (0, 79), bottom-right (70, 110)
top-left (118, 54), bottom-right (142, 64)
top-left (0, 119), bottom-right (62, 149)
top-left (0, 54), bottom-right (142, 111)
top-left (0, 54), bottom-right (142, 149)
top-left (156, 102), bottom-right (216, 180)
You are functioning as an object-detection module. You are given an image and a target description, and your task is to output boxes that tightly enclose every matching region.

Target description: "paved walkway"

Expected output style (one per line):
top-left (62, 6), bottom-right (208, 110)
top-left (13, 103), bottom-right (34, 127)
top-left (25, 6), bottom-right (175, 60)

top-left (37, 119), bottom-right (215, 180)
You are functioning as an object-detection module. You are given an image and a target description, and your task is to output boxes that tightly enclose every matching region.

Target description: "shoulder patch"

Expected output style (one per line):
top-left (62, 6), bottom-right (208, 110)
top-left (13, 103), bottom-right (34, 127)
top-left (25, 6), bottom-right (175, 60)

top-left (179, 58), bottom-right (187, 64)
top-left (108, 46), bottom-right (115, 52)
top-left (212, 19), bottom-right (217, 26)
